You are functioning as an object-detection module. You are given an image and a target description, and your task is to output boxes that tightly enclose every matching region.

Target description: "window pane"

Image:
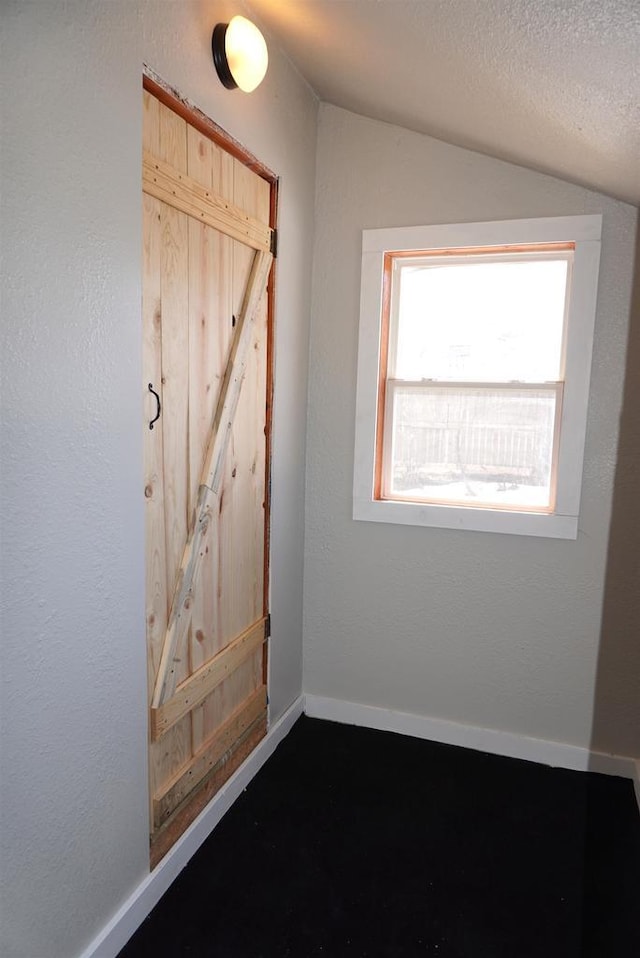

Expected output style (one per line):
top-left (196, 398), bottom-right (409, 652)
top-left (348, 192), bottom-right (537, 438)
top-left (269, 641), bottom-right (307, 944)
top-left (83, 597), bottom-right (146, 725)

top-left (387, 385), bottom-right (558, 510)
top-left (394, 257), bottom-right (568, 383)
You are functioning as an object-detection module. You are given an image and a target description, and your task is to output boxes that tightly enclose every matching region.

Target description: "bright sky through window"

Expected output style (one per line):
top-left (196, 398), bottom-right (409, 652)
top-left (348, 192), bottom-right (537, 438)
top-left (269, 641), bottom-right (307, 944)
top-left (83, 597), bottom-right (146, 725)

top-left (394, 257), bottom-right (569, 383)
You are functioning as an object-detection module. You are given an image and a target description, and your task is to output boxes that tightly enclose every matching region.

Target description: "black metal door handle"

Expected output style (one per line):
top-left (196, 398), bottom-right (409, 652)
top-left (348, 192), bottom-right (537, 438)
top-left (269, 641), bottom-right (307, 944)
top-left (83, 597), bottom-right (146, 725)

top-left (148, 383), bottom-right (161, 430)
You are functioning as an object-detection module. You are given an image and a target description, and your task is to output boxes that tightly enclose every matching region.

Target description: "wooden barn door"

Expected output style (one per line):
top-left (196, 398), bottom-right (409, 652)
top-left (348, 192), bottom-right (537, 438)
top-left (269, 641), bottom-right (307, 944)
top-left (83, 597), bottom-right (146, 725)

top-left (142, 80), bottom-right (276, 866)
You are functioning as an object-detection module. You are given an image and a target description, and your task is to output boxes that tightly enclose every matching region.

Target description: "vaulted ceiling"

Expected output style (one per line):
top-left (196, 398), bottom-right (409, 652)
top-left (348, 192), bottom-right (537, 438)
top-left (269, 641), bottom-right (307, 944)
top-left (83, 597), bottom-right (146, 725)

top-left (246, 0), bottom-right (640, 206)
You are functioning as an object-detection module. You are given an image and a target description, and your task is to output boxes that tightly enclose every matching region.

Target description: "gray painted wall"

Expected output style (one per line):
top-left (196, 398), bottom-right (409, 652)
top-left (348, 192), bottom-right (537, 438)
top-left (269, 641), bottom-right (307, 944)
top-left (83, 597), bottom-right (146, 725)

top-left (0, 3), bottom-right (317, 956)
top-left (304, 104), bottom-right (638, 756)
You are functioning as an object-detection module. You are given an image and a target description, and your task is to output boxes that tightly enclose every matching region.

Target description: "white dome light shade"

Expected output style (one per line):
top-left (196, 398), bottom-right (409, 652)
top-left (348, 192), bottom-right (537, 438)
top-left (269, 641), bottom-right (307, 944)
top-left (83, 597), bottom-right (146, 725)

top-left (212, 16), bottom-right (268, 93)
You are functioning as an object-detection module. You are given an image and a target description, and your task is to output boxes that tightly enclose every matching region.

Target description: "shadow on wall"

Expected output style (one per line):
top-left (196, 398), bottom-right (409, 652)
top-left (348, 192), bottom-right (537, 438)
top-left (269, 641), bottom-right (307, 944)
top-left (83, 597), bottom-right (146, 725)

top-left (591, 214), bottom-right (640, 765)
top-left (577, 216), bottom-right (640, 955)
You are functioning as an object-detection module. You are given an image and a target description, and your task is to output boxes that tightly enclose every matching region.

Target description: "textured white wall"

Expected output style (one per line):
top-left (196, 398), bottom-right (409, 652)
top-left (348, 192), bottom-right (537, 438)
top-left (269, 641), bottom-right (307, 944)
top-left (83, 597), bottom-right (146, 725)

top-left (304, 104), bottom-right (638, 756)
top-left (0, 2), bottom-right (316, 956)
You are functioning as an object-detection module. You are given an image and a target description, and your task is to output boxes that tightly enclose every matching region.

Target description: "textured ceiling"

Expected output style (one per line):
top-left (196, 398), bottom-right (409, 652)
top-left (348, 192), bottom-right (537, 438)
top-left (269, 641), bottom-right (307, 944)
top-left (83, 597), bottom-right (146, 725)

top-left (246, 0), bottom-right (640, 206)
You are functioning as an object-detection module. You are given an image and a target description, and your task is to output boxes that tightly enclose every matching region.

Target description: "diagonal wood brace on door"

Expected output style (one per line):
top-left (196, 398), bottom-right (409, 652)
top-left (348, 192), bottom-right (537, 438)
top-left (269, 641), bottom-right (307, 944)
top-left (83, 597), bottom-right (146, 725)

top-left (151, 248), bottom-right (273, 709)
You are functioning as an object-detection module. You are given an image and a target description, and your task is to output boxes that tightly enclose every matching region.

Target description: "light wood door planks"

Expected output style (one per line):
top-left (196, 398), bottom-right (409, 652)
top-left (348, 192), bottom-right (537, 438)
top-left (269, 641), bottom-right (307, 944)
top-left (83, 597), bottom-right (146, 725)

top-left (142, 81), bottom-right (276, 864)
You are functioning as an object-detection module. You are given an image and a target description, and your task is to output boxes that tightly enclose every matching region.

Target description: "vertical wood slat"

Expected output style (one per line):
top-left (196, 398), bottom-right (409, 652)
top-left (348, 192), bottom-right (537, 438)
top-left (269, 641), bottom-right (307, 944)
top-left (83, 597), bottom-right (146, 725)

top-left (186, 128), bottom-right (235, 752)
top-left (152, 101), bottom-right (191, 787)
top-left (143, 89), bottom-right (160, 155)
top-left (236, 168), bottom-right (269, 725)
top-left (158, 102), bottom-right (189, 647)
top-left (143, 91), bottom-right (169, 820)
top-left (142, 92), bottom-right (165, 694)
top-left (142, 196), bottom-right (166, 694)
top-left (142, 195), bottom-right (166, 820)
top-left (187, 127), bottom-right (217, 754)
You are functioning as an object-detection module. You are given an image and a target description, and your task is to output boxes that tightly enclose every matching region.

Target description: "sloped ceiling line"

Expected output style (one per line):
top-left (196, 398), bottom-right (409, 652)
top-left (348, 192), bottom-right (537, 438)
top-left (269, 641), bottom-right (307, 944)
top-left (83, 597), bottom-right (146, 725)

top-left (247, 0), bottom-right (640, 206)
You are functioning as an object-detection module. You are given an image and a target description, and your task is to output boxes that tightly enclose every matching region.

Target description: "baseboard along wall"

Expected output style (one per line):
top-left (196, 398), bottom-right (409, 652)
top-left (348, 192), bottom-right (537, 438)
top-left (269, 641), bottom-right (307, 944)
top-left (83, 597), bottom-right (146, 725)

top-left (78, 695), bottom-right (305, 958)
top-left (304, 693), bottom-right (640, 784)
top-left (633, 759), bottom-right (640, 811)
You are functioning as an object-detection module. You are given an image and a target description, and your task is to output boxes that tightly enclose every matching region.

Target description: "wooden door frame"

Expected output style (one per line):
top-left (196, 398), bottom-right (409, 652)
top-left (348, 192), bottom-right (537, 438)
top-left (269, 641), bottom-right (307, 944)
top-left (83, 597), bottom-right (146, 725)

top-left (142, 68), bottom-right (278, 699)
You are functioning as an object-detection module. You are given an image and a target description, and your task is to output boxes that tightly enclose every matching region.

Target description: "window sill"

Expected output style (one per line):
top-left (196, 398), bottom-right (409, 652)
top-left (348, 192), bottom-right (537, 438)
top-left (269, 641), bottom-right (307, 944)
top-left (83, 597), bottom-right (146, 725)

top-left (353, 497), bottom-right (578, 539)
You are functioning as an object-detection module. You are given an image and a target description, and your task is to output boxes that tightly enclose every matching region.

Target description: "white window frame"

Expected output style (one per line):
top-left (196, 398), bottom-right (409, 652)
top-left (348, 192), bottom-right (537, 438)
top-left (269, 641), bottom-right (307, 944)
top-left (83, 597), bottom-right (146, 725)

top-left (353, 215), bottom-right (602, 538)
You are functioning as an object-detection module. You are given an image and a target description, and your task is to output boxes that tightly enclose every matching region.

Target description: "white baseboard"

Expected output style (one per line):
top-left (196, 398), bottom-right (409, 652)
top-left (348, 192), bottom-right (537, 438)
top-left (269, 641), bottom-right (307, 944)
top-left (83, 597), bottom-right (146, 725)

top-left (78, 694), bottom-right (304, 958)
top-left (304, 694), bottom-right (639, 783)
top-left (632, 760), bottom-right (640, 813)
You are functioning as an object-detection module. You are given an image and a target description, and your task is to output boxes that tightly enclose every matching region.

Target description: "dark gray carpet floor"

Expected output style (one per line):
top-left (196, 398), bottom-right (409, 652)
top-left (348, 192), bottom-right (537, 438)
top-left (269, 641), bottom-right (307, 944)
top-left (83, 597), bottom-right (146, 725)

top-left (119, 716), bottom-right (640, 957)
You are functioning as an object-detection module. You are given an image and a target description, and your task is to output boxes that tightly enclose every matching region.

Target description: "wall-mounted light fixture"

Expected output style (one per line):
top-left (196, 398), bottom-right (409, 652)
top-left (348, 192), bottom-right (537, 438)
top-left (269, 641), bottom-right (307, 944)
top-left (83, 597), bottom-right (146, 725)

top-left (212, 16), bottom-right (268, 92)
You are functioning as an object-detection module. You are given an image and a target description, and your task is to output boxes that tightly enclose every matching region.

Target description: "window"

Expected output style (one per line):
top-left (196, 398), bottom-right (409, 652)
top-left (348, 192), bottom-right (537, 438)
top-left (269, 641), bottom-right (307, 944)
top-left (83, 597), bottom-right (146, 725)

top-left (354, 216), bottom-right (602, 538)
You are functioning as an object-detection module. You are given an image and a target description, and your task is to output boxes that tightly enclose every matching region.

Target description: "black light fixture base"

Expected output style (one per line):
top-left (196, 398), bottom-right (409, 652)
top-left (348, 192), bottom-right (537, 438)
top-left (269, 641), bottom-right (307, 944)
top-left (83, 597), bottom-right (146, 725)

top-left (212, 23), bottom-right (238, 90)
